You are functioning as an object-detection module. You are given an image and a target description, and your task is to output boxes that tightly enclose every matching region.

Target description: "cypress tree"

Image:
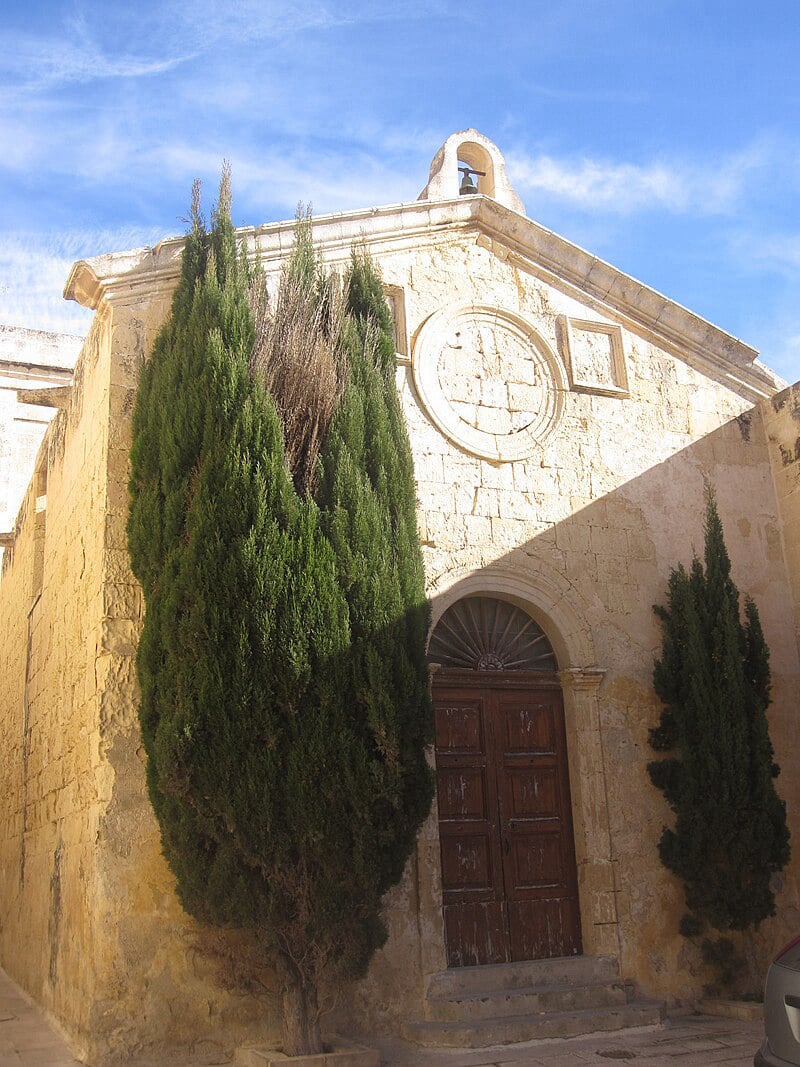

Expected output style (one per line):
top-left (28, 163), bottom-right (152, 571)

top-left (647, 488), bottom-right (789, 989)
top-left (316, 247), bottom-right (434, 902)
top-left (128, 183), bottom-right (432, 1055)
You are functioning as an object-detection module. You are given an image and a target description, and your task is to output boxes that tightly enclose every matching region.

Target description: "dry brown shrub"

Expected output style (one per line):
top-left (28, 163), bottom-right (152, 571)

top-left (247, 217), bottom-right (348, 496)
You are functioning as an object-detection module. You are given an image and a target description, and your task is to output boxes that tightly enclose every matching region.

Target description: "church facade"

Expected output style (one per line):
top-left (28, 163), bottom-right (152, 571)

top-left (1, 130), bottom-right (800, 1062)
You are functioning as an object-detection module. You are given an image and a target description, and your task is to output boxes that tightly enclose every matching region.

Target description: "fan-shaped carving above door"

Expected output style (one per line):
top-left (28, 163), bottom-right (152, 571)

top-left (428, 596), bottom-right (558, 672)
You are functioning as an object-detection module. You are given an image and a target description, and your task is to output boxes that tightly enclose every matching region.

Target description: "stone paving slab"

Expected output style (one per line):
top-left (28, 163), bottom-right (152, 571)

top-left (0, 969), bottom-right (83, 1067)
top-left (0, 967), bottom-right (766, 1067)
top-left (377, 1014), bottom-right (764, 1066)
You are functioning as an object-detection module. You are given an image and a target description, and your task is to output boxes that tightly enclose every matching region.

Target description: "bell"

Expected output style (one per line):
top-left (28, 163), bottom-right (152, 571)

top-left (459, 169), bottom-right (478, 195)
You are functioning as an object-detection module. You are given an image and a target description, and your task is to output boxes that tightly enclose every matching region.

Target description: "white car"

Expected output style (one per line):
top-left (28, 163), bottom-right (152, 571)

top-left (756, 936), bottom-right (800, 1066)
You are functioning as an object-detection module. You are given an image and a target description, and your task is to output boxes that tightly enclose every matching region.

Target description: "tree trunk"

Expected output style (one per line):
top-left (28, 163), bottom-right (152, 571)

top-left (742, 927), bottom-right (763, 1000)
top-left (281, 965), bottom-right (322, 1057)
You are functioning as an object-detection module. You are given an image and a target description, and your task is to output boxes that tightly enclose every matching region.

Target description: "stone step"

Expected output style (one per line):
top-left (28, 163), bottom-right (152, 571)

top-left (424, 978), bottom-right (627, 1022)
top-left (426, 955), bottom-right (620, 999)
top-left (403, 1000), bottom-right (665, 1049)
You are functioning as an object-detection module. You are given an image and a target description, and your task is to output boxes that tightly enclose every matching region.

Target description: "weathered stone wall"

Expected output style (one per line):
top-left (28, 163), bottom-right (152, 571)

top-left (351, 234), bottom-right (800, 1016)
top-left (87, 299), bottom-right (281, 1064)
top-left (0, 325), bottom-right (77, 539)
top-left (0, 309), bottom-right (115, 1058)
top-left (763, 384), bottom-right (800, 652)
top-left (759, 382), bottom-right (800, 946)
top-left (2, 218), bottom-right (799, 1061)
top-left (0, 300), bottom-right (280, 1063)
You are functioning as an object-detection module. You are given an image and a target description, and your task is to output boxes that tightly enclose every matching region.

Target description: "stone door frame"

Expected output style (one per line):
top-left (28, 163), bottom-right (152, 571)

top-left (419, 565), bottom-right (621, 977)
top-left (433, 669), bottom-right (583, 966)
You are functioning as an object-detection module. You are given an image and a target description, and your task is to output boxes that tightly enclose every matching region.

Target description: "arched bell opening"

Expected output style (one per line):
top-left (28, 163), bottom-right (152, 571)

top-left (428, 595), bottom-right (583, 968)
top-left (455, 141), bottom-right (496, 199)
top-left (417, 129), bottom-right (526, 213)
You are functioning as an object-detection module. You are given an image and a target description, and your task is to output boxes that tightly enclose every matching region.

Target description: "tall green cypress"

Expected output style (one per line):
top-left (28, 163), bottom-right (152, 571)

top-left (648, 489), bottom-right (789, 989)
top-left (317, 248), bottom-right (434, 899)
top-left (128, 182), bottom-right (432, 1056)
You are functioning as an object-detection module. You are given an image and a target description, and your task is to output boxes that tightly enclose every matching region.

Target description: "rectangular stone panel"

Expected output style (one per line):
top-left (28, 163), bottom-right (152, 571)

top-left (560, 315), bottom-right (629, 397)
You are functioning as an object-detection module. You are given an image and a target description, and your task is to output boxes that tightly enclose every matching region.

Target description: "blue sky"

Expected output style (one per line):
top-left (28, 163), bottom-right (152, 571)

top-left (2, 0), bottom-right (800, 382)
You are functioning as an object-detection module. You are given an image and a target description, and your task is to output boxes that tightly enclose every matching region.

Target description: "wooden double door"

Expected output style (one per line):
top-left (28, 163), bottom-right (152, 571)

top-left (434, 672), bottom-right (582, 967)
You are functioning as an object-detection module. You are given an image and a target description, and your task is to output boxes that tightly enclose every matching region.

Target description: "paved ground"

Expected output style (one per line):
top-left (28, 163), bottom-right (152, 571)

top-left (378, 1014), bottom-right (763, 1065)
top-left (0, 968), bottom-right (82, 1067)
top-left (0, 966), bottom-right (764, 1066)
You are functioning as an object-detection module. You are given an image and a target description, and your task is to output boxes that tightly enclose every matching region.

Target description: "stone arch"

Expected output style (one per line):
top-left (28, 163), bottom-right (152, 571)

top-left (456, 140), bottom-right (496, 198)
top-left (426, 562), bottom-right (621, 962)
top-left (428, 595), bottom-right (558, 673)
top-left (429, 559), bottom-right (598, 671)
top-left (417, 128), bottom-right (526, 215)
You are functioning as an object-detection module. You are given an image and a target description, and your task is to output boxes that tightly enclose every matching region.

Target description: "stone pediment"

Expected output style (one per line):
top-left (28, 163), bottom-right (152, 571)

top-left (63, 189), bottom-right (781, 405)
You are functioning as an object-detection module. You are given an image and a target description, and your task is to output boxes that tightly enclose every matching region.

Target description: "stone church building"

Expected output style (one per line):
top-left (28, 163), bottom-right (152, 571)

top-left (2, 130), bottom-right (800, 1063)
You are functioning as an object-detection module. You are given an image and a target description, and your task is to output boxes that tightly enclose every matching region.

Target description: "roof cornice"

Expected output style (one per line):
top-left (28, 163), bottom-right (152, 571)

top-left (63, 195), bottom-right (782, 401)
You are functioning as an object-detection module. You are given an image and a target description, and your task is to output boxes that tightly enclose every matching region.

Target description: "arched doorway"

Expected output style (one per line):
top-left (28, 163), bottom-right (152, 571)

top-left (429, 596), bottom-right (582, 967)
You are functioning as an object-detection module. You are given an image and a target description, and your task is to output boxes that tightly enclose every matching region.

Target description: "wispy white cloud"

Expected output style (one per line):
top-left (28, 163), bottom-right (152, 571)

top-left (0, 0), bottom-right (449, 205)
top-left (164, 0), bottom-right (450, 46)
top-left (0, 3), bottom-right (341, 95)
top-left (153, 140), bottom-right (421, 218)
top-left (738, 310), bottom-right (800, 385)
top-left (164, 0), bottom-right (354, 46)
top-left (733, 232), bottom-right (800, 273)
top-left (713, 222), bottom-right (800, 382)
top-left (0, 228), bottom-right (163, 336)
top-left (506, 144), bottom-right (768, 215)
top-left (1, 23), bottom-right (191, 92)
top-left (1, 0), bottom-right (441, 95)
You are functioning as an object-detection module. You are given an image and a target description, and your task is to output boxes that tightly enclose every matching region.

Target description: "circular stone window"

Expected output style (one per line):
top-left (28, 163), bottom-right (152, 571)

top-left (412, 304), bottom-right (564, 461)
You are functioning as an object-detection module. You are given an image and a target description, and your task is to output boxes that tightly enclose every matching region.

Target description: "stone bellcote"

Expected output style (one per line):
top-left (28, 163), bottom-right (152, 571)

top-left (418, 128), bottom-right (526, 215)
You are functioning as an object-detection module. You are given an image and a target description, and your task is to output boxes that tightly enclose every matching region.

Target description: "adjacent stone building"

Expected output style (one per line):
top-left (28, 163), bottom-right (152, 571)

top-left (0, 325), bottom-right (79, 548)
top-left (1, 130), bottom-right (799, 1063)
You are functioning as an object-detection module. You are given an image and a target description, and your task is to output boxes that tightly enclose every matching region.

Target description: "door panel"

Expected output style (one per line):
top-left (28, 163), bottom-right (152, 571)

top-left (434, 676), bottom-right (582, 966)
top-left (439, 833), bottom-right (494, 889)
top-left (509, 831), bottom-right (564, 888)
top-left (494, 688), bottom-right (582, 961)
top-left (507, 766), bottom-right (559, 818)
top-left (436, 766), bottom-right (488, 820)
top-left (442, 900), bottom-right (508, 967)
top-left (508, 896), bottom-right (582, 963)
top-left (435, 691), bottom-right (509, 966)
top-left (436, 702), bottom-right (484, 751)
top-left (502, 697), bottom-right (556, 753)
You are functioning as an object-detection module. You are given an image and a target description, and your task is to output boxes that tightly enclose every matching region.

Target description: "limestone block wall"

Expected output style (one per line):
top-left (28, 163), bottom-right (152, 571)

top-left (2, 214), bottom-right (800, 1063)
top-left (760, 382), bottom-right (800, 942)
top-left (0, 310), bottom-right (115, 1057)
top-left (87, 298), bottom-right (280, 1064)
top-left (0, 325), bottom-right (77, 538)
top-left (0, 299), bottom-right (281, 1064)
top-left (352, 233), bottom-right (800, 1012)
top-left (763, 384), bottom-right (800, 650)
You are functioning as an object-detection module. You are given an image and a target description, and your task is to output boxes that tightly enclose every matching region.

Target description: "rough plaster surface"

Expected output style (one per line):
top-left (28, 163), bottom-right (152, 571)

top-left (1, 198), bottom-right (800, 1063)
